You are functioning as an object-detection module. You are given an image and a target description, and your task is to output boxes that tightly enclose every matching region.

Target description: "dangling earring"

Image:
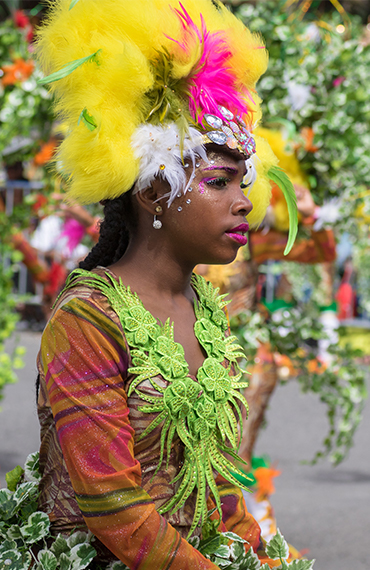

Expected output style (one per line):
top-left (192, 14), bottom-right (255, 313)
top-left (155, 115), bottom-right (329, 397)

top-left (153, 205), bottom-right (162, 229)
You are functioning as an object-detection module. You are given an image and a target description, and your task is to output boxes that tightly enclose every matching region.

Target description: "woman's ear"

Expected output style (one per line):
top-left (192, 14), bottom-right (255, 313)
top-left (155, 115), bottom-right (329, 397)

top-left (134, 178), bottom-right (168, 215)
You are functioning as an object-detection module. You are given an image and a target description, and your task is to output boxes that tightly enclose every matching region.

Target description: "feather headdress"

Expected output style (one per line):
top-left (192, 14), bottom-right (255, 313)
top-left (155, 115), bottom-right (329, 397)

top-left (36, 0), bottom-right (297, 242)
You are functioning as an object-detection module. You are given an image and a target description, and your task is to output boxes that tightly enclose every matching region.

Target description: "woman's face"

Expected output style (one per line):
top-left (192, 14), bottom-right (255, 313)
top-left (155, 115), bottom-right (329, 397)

top-left (160, 148), bottom-right (253, 267)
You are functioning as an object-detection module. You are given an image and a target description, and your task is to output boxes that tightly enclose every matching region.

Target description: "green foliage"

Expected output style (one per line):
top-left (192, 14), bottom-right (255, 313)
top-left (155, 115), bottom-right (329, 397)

top-left (235, 2), bottom-right (370, 207)
top-left (0, 453), bottom-right (97, 570)
top-left (188, 510), bottom-right (315, 569)
top-left (231, 276), bottom-right (367, 465)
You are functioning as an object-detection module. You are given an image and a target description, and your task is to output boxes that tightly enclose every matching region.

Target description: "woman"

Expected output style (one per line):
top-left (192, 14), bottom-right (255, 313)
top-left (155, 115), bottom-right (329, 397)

top-left (35, 1), bottom-right (297, 568)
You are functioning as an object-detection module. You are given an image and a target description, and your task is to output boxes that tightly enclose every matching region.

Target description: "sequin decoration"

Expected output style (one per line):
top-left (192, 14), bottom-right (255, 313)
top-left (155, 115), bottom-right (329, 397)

top-left (207, 131), bottom-right (228, 145)
top-left (221, 125), bottom-right (233, 137)
top-left (226, 137), bottom-right (238, 149)
top-left (204, 114), bottom-right (223, 129)
top-left (201, 105), bottom-right (257, 160)
top-left (229, 121), bottom-right (240, 134)
top-left (218, 105), bottom-right (234, 120)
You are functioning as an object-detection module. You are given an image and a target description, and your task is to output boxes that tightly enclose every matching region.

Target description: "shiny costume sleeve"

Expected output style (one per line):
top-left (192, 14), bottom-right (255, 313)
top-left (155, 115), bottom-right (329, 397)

top-left (41, 296), bottom-right (218, 570)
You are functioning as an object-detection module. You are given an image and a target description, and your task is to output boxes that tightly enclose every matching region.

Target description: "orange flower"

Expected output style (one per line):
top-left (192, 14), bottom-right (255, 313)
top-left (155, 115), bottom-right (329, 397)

top-left (301, 127), bottom-right (319, 153)
top-left (33, 139), bottom-right (58, 166)
top-left (254, 466), bottom-right (281, 501)
top-left (1, 58), bottom-right (34, 86)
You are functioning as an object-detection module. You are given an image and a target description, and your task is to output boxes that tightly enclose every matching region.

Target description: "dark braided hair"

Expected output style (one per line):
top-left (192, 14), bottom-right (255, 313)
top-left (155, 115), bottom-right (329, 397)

top-left (79, 189), bottom-right (137, 271)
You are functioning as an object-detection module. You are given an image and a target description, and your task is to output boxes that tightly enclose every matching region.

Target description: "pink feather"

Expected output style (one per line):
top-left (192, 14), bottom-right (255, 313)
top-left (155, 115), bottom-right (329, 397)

top-left (60, 218), bottom-right (85, 254)
top-left (168, 3), bottom-right (254, 126)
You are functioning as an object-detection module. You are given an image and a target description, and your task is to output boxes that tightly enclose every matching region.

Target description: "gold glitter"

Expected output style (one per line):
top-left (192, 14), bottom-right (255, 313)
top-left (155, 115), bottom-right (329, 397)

top-left (159, 164), bottom-right (165, 170)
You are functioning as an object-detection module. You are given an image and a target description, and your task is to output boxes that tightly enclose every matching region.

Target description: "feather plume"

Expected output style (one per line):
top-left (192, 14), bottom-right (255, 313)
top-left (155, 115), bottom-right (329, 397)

top-left (132, 123), bottom-right (207, 205)
top-left (168, 3), bottom-right (253, 125)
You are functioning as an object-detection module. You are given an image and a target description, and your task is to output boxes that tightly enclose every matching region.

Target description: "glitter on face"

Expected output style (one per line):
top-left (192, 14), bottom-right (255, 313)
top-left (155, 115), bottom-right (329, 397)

top-left (186, 199), bottom-right (191, 204)
top-left (177, 206), bottom-right (182, 211)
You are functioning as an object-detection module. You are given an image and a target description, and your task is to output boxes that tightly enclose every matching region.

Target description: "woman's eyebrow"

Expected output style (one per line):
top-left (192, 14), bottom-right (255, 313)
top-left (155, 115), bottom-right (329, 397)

top-left (202, 165), bottom-right (239, 174)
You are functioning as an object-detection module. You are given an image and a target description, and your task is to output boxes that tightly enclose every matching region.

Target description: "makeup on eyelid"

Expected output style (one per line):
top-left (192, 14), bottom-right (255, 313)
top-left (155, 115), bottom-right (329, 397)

top-left (198, 176), bottom-right (230, 194)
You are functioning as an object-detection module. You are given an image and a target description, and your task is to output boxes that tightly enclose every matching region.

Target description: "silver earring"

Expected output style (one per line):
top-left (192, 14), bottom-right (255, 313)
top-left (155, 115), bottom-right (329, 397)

top-left (153, 215), bottom-right (162, 229)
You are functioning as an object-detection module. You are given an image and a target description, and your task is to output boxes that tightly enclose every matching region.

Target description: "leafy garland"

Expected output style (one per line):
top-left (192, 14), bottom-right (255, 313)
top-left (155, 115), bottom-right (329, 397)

top-left (230, 291), bottom-right (367, 466)
top-left (0, 453), bottom-right (314, 570)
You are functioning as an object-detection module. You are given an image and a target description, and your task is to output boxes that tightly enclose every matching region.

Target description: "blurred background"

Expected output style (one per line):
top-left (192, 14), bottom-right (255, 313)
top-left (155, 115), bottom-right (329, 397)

top-left (0, 1), bottom-right (369, 569)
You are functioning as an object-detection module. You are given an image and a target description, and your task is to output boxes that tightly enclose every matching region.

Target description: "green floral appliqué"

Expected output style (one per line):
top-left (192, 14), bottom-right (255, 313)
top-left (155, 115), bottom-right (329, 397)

top-left (151, 334), bottom-right (189, 380)
top-left (61, 269), bottom-right (251, 539)
top-left (124, 305), bottom-right (157, 346)
top-left (198, 358), bottom-right (232, 402)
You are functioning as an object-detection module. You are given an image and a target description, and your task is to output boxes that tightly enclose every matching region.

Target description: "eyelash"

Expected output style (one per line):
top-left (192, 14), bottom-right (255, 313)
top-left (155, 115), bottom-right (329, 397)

top-left (205, 177), bottom-right (231, 188)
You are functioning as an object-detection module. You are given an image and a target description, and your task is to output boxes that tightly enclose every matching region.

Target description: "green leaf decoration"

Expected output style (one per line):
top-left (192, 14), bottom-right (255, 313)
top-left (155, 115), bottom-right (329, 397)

top-left (38, 550), bottom-right (58, 570)
top-left (5, 466), bottom-right (24, 492)
top-left (265, 528), bottom-right (289, 561)
top-left (78, 108), bottom-right (98, 131)
top-left (38, 50), bottom-right (102, 85)
top-left (268, 165), bottom-right (298, 255)
top-left (69, 0), bottom-right (80, 9)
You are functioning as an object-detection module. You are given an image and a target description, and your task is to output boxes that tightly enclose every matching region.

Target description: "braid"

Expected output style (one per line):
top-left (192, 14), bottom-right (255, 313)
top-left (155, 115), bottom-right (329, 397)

top-left (79, 190), bottom-right (136, 271)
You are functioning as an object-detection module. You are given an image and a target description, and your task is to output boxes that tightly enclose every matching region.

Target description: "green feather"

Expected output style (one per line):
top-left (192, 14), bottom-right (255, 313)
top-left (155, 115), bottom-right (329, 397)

top-left (38, 49), bottom-right (102, 85)
top-left (268, 165), bottom-right (298, 255)
top-left (69, 0), bottom-right (80, 9)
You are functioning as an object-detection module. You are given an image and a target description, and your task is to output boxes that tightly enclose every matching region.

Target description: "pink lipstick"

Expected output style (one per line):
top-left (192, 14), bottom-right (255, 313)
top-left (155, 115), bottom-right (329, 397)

top-left (225, 223), bottom-right (249, 246)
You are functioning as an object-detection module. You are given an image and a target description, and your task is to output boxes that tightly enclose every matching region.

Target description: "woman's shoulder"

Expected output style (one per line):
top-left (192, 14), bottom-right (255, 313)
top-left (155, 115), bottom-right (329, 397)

top-left (47, 266), bottom-right (123, 334)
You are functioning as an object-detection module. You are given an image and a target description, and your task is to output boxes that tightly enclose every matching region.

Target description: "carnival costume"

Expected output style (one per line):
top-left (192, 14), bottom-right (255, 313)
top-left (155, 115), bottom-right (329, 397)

top-left (22, 1), bottom-right (300, 568)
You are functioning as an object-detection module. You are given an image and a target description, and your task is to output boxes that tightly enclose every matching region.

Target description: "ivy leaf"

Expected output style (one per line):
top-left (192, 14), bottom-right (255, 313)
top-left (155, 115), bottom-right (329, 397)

top-left (5, 466), bottom-right (24, 492)
top-left (24, 452), bottom-right (41, 483)
top-left (0, 489), bottom-right (17, 521)
top-left (213, 544), bottom-right (230, 559)
top-left (198, 535), bottom-right (224, 556)
top-left (239, 546), bottom-right (261, 570)
top-left (0, 550), bottom-right (31, 570)
top-left (38, 550), bottom-right (58, 570)
top-left (223, 531), bottom-right (247, 543)
top-left (0, 540), bottom-right (17, 554)
top-left (265, 529), bottom-right (289, 561)
top-left (6, 525), bottom-right (23, 540)
top-left (50, 535), bottom-right (69, 558)
top-left (13, 482), bottom-right (38, 509)
top-left (20, 511), bottom-right (50, 544)
top-left (69, 543), bottom-right (97, 570)
top-left (59, 553), bottom-right (71, 570)
top-left (67, 531), bottom-right (91, 548)
top-left (288, 559), bottom-right (315, 569)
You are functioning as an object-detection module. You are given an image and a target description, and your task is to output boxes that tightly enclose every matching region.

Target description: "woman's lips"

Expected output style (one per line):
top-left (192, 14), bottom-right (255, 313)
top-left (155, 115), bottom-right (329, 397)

top-left (225, 223), bottom-right (249, 246)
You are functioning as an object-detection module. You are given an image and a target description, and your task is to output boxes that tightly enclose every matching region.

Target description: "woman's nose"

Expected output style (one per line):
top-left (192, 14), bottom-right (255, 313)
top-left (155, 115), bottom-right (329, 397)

top-left (233, 188), bottom-right (253, 216)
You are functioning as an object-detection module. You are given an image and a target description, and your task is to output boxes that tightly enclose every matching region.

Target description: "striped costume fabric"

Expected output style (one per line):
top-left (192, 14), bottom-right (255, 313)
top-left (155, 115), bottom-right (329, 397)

top-left (37, 268), bottom-right (276, 569)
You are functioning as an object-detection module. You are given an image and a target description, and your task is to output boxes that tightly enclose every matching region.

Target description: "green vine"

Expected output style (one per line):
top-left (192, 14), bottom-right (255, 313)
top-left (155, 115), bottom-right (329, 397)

top-left (0, 455), bottom-right (314, 570)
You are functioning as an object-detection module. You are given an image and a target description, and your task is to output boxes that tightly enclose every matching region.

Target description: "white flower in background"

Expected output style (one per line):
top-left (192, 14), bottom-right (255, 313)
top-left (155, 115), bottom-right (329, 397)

top-left (304, 23), bottom-right (321, 43)
top-left (286, 80), bottom-right (312, 112)
top-left (314, 198), bottom-right (343, 230)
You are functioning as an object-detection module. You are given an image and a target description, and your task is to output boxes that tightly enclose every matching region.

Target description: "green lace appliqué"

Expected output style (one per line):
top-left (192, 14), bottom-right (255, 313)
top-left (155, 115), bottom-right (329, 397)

top-left (62, 270), bottom-right (250, 538)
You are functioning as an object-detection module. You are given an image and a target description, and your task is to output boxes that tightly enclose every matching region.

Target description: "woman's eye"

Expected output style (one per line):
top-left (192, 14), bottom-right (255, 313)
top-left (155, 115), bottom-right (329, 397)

top-left (205, 177), bottom-right (230, 188)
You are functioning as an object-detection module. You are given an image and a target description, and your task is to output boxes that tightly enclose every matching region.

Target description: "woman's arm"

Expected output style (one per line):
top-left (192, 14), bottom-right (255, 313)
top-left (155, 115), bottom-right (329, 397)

top-left (41, 296), bottom-right (217, 570)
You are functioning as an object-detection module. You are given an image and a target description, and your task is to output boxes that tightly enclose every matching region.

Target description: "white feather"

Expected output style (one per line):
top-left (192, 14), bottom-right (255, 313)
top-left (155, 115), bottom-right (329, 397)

top-left (131, 123), bottom-right (207, 206)
top-left (243, 154), bottom-right (258, 197)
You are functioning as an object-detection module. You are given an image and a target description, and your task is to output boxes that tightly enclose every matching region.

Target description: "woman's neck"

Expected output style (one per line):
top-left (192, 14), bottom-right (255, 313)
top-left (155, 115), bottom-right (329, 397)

top-left (108, 236), bottom-right (195, 302)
